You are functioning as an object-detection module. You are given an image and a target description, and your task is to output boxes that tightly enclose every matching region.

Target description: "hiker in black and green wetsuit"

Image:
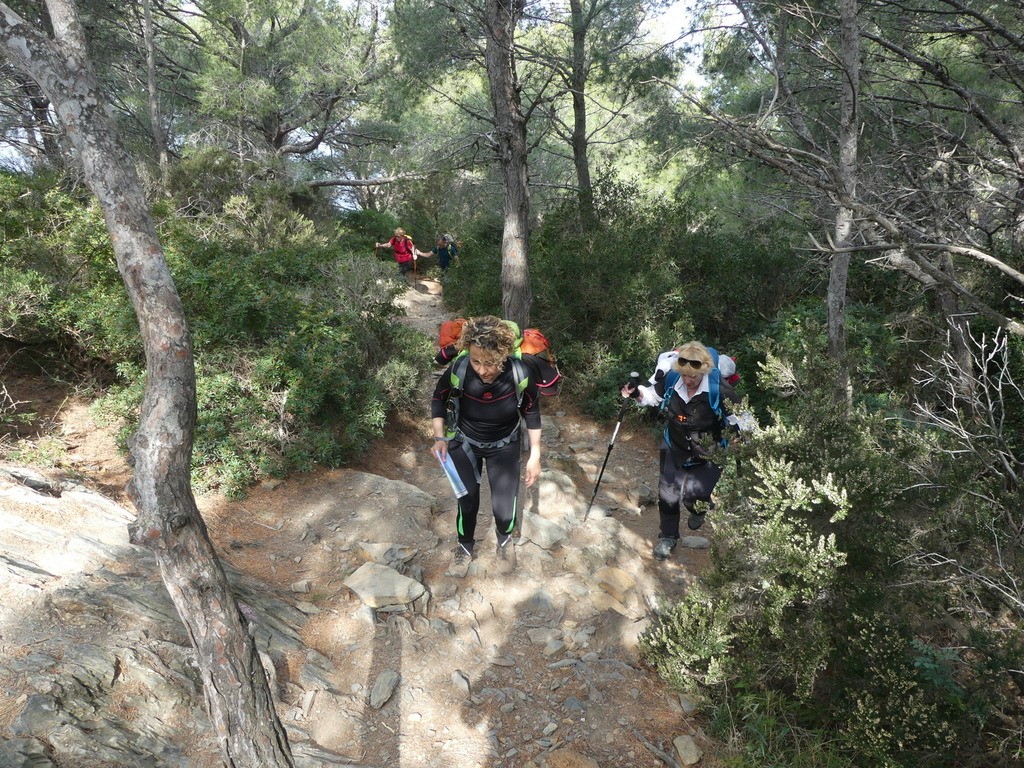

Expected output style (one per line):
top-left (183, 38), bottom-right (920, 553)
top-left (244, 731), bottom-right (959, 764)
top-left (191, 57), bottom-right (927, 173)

top-left (431, 316), bottom-right (542, 577)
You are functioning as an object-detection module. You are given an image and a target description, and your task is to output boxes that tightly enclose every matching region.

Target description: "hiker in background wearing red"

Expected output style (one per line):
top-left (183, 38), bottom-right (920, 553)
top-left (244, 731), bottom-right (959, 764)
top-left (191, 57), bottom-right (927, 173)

top-left (621, 340), bottom-right (742, 561)
top-left (431, 316), bottom-right (542, 577)
top-left (376, 228), bottom-right (417, 282)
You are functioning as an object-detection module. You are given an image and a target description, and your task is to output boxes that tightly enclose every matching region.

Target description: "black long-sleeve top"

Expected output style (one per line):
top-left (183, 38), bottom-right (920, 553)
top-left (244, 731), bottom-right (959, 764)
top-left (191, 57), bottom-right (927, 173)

top-left (642, 375), bottom-right (739, 461)
top-left (431, 357), bottom-right (541, 443)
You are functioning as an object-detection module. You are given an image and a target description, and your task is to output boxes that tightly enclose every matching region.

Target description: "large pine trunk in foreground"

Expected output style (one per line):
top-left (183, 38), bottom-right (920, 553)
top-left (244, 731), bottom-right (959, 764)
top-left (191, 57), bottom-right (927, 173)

top-left (484, 0), bottom-right (533, 328)
top-left (0, 2), bottom-right (294, 766)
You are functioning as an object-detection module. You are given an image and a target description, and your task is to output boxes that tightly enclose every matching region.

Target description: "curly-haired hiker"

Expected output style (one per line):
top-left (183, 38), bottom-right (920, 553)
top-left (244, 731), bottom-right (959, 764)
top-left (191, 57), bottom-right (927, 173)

top-left (431, 316), bottom-right (542, 577)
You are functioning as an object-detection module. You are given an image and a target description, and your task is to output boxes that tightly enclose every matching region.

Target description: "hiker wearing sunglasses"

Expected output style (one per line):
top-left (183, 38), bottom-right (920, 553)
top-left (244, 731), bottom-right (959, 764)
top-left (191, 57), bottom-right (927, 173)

top-left (621, 341), bottom-right (741, 561)
top-left (431, 316), bottom-right (543, 577)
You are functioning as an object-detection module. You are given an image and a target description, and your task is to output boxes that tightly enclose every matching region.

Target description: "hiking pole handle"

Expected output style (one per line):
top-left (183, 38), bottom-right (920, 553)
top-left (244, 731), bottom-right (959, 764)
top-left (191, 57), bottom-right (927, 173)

top-left (609, 371), bottom-right (641, 445)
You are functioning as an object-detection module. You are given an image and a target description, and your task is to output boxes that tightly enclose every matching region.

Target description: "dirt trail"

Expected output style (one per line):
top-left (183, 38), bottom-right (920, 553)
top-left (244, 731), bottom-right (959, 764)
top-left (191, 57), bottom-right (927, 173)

top-left (0, 278), bottom-right (712, 767)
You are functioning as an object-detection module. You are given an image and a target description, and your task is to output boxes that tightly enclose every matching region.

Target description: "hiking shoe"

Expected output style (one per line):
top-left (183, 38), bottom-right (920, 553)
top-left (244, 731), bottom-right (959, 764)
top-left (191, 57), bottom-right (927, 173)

top-left (447, 543), bottom-right (473, 578)
top-left (687, 512), bottom-right (706, 531)
top-left (653, 536), bottom-right (678, 561)
top-left (495, 534), bottom-right (517, 574)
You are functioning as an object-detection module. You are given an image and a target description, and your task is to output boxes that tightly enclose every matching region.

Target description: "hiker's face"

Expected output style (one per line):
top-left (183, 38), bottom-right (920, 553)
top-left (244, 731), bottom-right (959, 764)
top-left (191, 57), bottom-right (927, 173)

top-left (681, 372), bottom-right (703, 390)
top-left (468, 345), bottom-right (503, 383)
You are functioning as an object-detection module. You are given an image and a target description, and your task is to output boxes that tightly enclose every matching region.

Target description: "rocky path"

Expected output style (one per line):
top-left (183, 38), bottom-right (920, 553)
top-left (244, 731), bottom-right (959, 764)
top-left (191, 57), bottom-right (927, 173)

top-left (0, 278), bottom-right (713, 768)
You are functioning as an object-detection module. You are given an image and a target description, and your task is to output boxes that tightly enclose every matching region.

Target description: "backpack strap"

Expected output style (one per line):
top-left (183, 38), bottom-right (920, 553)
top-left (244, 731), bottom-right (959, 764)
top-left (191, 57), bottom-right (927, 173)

top-left (444, 354), bottom-right (470, 439)
top-left (446, 353), bottom-right (530, 484)
top-left (510, 357), bottom-right (529, 410)
top-left (660, 368), bottom-right (680, 414)
top-left (706, 347), bottom-right (722, 419)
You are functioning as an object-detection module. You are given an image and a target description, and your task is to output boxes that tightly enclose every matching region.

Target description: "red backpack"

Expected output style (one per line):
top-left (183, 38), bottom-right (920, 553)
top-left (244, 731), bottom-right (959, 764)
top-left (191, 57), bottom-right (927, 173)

top-left (434, 318), bottom-right (562, 396)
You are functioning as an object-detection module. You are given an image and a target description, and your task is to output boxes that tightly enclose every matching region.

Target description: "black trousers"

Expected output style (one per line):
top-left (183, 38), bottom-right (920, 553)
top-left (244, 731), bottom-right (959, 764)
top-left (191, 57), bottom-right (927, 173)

top-left (449, 439), bottom-right (521, 547)
top-left (658, 445), bottom-right (723, 538)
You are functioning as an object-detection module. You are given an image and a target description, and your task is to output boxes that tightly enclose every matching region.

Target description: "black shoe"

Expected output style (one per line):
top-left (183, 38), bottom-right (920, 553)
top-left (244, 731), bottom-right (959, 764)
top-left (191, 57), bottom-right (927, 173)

top-left (653, 536), bottom-right (677, 560)
top-left (687, 512), bottom-right (706, 531)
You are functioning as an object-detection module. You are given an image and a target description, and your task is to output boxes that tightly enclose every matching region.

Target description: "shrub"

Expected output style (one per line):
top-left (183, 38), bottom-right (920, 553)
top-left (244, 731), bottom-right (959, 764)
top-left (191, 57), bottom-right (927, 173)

top-left (639, 381), bottom-right (990, 767)
top-left (1, 170), bottom-right (432, 497)
top-left (94, 245), bottom-right (430, 498)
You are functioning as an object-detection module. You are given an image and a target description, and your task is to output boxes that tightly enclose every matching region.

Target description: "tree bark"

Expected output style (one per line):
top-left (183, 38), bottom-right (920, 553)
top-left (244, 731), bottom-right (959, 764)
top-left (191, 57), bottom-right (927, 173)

top-left (141, 0), bottom-right (169, 184)
top-left (828, 0), bottom-right (859, 410)
top-left (568, 0), bottom-right (595, 224)
top-left (0, 3), bottom-right (294, 766)
top-left (20, 80), bottom-right (61, 163)
top-left (484, 0), bottom-right (532, 328)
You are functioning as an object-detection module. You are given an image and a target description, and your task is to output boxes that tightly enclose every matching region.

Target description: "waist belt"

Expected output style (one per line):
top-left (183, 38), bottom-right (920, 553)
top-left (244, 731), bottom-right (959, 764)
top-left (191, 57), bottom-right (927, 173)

top-left (664, 429), bottom-right (719, 467)
top-left (454, 426), bottom-right (521, 483)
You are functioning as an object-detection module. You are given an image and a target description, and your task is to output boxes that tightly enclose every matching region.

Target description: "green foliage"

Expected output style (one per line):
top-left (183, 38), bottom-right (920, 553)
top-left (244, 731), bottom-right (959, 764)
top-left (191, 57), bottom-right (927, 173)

top-left (711, 690), bottom-right (856, 768)
top-left (837, 615), bottom-right (959, 762)
top-left (94, 234), bottom-right (430, 497)
top-left (640, 382), bottom-right (995, 767)
top-left (1, 435), bottom-right (68, 468)
top-left (640, 584), bottom-right (737, 691)
top-left (1, 169), bottom-right (430, 497)
top-left (338, 208), bottom-right (401, 256)
top-left (745, 298), bottom-right (910, 416)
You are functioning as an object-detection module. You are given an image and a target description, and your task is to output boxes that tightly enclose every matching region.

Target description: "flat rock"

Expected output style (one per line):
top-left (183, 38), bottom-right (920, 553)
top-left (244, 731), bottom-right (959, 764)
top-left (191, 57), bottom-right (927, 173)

top-left (593, 565), bottom-right (635, 603)
top-left (680, 536), bottom-right (711, 549)
top-left (522, 514), bottom-right (568, 550)
top-left (674, 734), bottom-right (704, 765)
top-left (343, 563), bottom-right (425, 608)
top-left (0, 737), bottom-right (57, 767)
top-left (535, 469), bottom-right (584, 523)
top-left (527, 627), bottom-right (563, 645)
top-left (369, 670), bottom-right (400, 710)
top-left (352, 541), bottom-right (417, 567)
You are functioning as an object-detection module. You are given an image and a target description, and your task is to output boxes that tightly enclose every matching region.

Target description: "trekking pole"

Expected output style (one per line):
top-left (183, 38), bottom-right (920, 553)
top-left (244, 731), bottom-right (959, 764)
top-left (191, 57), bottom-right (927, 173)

top-left (584, 372), bottom-right (640, 521)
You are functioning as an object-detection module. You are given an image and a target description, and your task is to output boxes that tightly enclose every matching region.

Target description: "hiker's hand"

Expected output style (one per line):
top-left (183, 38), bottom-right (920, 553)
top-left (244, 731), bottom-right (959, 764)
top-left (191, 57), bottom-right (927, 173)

top-left (432, 439), bottom-right (448, 462)
top-left (524, 454), bottom-right (541, 488)
top-left (620, 382), bottom-right (638, 398)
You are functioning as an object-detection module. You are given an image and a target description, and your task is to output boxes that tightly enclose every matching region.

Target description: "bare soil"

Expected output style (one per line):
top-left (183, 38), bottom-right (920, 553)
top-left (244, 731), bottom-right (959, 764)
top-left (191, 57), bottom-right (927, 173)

top-left (0, 278), bottom-right (714, 767)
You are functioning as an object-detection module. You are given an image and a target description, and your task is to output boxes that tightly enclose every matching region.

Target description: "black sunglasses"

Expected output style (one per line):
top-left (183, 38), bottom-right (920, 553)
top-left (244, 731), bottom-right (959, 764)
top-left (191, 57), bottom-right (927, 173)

top-left (677, 357), bottom-right (703, 370)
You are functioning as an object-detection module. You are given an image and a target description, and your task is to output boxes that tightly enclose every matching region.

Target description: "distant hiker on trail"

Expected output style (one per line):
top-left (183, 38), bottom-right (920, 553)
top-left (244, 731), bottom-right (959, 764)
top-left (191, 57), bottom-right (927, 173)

top-left (416, 234), bottom-right (458, 273)
top-left (431, 315), bottom-right (542, 578)
top-left (376, 228), bottom-right (417, 282)
top-left (621, 340), bottom-right (745, 561)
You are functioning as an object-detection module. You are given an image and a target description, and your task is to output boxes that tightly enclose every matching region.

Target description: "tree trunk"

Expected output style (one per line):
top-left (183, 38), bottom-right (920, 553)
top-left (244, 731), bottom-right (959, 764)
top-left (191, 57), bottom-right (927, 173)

top-left (568, 0), bottom-right (595, 224)
top-left (935, 257), bottom-right (975, 400)
top-left (828, 0), bottom-right (859, 410)
top-left (0, 4), bottom-right (295, 767)
top-left (20, 81), bottom-right (62, 164)
top-left (141, 0), bottom-right (170, 184)
top-left (484, 0), bottom-right (532, 328)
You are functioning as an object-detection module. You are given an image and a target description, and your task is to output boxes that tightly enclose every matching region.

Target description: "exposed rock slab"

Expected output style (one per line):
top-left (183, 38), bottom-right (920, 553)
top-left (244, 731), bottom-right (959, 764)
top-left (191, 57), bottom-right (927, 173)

top-left (343, 562), bottom-right (426, 608)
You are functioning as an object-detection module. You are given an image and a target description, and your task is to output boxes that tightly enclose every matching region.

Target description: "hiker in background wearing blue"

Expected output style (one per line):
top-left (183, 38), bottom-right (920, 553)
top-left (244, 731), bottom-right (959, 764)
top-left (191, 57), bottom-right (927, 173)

top-left (621, 340), bottom-right (743, 561)
top-left (416, 234), bottom-right (458, 273)
top-left (431, 316), bottom-right (542, 577)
